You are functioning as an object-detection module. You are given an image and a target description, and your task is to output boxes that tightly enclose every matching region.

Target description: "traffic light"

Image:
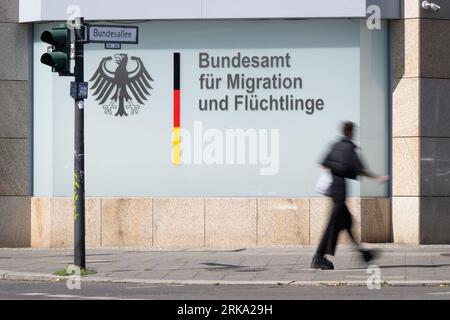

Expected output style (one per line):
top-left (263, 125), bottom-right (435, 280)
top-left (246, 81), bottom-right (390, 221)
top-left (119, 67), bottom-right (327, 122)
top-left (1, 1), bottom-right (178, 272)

top-left (40, 26), bottom-right (71, 75)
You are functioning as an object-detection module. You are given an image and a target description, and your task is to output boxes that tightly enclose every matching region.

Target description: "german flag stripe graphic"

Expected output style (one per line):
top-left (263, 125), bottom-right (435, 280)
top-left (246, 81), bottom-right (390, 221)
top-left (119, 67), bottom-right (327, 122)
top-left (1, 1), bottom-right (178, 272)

top-left (172, 52), bottom-right (181, 165)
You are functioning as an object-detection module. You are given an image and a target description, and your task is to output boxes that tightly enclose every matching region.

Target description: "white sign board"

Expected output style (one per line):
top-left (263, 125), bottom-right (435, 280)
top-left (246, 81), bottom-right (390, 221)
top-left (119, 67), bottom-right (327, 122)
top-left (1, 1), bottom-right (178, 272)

top-left (33, 20), bottom-right (389, 197)
top-left (88, 25), bottom-right (138, 44)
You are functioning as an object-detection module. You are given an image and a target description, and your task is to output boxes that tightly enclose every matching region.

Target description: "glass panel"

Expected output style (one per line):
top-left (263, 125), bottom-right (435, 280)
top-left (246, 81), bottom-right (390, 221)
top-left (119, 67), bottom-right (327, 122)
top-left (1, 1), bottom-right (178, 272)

top-left (33, 19), bottom-right (389, 197)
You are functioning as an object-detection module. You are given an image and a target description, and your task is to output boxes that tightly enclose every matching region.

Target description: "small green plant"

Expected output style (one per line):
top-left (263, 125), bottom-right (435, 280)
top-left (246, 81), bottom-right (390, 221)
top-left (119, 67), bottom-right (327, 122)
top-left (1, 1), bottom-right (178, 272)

top-left (381, 280), bottom-right (391, 287)
top-left (53, 268), bottom-right (96, 277)
top-left (320, 282), bottom-right (348, 287)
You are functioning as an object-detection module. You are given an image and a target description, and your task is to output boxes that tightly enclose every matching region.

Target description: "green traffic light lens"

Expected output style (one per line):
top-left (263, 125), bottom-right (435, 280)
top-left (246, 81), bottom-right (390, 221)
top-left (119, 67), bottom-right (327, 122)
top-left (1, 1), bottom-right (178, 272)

top-left (40, 52), bottom-right (68, 72)
top-left (40, 29), bottom-right (69, 47)
top-left (40, 31), bottom-right (55, 45)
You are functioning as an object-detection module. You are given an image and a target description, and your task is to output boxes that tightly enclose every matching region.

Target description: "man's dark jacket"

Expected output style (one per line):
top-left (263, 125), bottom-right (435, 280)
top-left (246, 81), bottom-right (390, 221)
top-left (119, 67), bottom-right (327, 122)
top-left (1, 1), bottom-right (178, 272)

top-left (322, 138), bottom-right (365, 180)
top-left (321, 138), bottom-right (365, 200)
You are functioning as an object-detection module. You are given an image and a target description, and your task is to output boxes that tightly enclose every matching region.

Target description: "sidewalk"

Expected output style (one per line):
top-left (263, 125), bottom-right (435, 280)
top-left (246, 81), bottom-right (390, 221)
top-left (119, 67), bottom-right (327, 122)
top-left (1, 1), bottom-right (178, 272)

top-left (1, 245), bottom-right (450, 286)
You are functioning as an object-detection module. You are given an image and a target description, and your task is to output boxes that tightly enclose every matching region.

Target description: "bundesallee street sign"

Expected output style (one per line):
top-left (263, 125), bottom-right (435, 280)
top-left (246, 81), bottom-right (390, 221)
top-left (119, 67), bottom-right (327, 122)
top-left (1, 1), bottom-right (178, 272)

top-left (88, 25), bottom-right (139, 44)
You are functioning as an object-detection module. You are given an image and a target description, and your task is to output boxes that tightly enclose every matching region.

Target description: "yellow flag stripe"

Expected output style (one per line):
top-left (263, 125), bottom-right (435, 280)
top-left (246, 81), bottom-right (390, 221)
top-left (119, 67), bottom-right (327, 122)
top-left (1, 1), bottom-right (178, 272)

top-left (172, 127), bottom-right (181, 165)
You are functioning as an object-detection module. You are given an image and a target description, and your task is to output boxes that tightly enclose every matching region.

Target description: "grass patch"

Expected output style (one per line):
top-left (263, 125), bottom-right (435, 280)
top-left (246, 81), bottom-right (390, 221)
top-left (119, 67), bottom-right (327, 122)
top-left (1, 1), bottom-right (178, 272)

top-left (53, 268), bottom-right (96, 277)
top-left (320, 282), bottom-right (349, 287)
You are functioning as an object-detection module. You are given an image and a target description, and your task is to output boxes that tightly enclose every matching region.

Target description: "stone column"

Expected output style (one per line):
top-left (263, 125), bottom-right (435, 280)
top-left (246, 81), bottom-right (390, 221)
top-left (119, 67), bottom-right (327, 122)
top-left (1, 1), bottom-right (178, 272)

top-left (392, 0), bottom-right (450, 243)
top-left (0, 0), bottom-right (31, 247)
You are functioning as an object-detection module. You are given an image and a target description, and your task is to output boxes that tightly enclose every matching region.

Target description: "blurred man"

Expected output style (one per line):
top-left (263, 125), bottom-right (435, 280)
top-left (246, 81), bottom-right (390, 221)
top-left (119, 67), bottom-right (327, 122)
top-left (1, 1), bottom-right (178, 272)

top-left (311, 121), bottom-right (389, 270)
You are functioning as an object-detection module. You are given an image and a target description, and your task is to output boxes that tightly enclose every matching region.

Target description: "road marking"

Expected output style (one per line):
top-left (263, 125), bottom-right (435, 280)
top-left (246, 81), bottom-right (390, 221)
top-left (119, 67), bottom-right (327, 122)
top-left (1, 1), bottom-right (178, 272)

top-left (78, 296), bottom-right (141, 300)
top-left (18, 292), bottom-right (140, 300)
top-left (346, 275), bottom-right (404, 279)
top-left (293, 268), bottom-right (366, 272)
top-left (427, 291), bottom-right (450, 295)
top-left (43, 294), bottom-right (79, 298)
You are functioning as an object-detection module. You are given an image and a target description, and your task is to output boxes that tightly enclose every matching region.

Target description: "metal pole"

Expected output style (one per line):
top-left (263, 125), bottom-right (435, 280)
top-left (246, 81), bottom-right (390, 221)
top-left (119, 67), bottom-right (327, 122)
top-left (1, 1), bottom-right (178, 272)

top-left (73, 18), bottom-right (85, 270)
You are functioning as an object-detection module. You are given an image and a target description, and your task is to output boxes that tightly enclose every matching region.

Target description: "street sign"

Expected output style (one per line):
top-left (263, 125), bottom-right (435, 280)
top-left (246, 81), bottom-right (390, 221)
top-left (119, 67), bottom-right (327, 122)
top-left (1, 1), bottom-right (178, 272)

top-left (88, 25), bottom-right (138, 44)
top-left (105, 43), bottom-right (122, 50)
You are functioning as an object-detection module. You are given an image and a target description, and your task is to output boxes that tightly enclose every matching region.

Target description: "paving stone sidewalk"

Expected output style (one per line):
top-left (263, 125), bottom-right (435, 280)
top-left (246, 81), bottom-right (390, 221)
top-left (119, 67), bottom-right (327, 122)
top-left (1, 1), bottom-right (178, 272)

top-left (1, 244), bottom-right (450, 285)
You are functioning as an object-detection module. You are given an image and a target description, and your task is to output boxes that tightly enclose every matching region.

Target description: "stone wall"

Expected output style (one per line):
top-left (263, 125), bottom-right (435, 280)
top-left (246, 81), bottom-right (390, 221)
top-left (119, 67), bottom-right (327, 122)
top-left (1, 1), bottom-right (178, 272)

top-left (0, 0), bottom-right (31, 247)
top-left (9, 0), bottom-right (450, 247)
top-left (392, 0), bottom-right (450, 243)
top-left (31, 197), bottom-right (391, 248)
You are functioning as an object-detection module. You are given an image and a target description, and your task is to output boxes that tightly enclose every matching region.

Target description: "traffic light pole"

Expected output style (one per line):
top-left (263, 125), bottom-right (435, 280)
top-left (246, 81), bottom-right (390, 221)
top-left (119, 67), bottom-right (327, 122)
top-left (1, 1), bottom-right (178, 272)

top-left (73, 19), bottom-right (86, 270)
top-left (40, 18), bottom-right (138, 271)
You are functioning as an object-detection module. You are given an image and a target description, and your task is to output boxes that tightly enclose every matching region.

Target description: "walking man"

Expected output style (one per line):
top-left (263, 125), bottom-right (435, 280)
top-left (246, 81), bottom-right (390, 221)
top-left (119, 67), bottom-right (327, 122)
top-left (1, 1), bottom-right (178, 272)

top-left (311, 121), bottom-right (389, 270)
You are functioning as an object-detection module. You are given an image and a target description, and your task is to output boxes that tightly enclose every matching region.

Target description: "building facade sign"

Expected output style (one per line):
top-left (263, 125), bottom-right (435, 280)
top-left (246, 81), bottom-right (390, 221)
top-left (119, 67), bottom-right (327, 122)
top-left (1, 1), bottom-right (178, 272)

top-left (33, 19), bottom-right (388, 197)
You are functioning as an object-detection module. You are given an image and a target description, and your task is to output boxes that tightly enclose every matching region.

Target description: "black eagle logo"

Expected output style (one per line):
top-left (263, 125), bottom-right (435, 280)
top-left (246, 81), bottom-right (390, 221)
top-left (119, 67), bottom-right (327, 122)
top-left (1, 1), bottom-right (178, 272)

top-left (90, 54), bottom-right (154, 117)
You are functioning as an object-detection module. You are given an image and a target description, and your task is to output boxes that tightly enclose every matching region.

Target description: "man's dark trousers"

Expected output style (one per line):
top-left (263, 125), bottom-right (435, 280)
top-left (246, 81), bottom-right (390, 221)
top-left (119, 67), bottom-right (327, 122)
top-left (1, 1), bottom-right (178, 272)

top-left (316, 177), bottom-right (358, 256)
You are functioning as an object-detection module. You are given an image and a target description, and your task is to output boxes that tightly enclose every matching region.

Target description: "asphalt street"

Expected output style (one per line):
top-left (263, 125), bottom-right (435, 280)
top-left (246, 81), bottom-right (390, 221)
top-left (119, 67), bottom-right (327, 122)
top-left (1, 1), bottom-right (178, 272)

top-left (1, 281), bottom-right (450, 300)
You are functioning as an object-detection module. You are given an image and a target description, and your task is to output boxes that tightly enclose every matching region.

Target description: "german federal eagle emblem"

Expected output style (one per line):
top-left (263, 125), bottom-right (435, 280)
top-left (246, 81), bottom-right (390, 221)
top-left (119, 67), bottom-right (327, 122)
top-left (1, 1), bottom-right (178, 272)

top-left (90, 54), bottom-right (154, 117)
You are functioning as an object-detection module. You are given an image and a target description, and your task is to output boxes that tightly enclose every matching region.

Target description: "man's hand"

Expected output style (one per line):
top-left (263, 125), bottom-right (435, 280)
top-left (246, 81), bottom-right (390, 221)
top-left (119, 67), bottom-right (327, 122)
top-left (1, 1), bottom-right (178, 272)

top-left (376, 175), bottom-right (389, 183)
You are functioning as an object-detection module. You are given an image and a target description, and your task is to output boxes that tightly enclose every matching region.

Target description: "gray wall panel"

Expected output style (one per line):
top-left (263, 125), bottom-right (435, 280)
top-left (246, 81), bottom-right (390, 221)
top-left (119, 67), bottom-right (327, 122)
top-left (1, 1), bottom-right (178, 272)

top-left (0, 196), bottom-right (31, 247)
top-left (421, 138), bottom-right (450, 196)
top-left (0, 81), bottom-right (29, 138)
top-left (0, 0), bottom-right (19, 23)
top-left (420, 78), bottom-right (450, 138)
top-left (0, 139), bottom-right (29, 195)
top-left (420, 197), bottom-right (450, 244)
top-left (0, 23), bottom-right (28, 81)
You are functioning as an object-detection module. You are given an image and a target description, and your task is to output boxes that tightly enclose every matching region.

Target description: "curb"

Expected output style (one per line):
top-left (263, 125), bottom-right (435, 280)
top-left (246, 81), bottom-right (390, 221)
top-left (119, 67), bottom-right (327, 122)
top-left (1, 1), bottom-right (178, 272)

top-left (1, 270), bottom-right (450, 287)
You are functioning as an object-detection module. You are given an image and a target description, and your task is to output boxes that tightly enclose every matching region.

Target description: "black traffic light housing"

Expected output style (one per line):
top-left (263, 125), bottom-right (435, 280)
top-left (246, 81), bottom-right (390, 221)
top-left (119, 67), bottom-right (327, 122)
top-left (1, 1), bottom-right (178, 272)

top-left (40, 25), bottom-right (72, 76)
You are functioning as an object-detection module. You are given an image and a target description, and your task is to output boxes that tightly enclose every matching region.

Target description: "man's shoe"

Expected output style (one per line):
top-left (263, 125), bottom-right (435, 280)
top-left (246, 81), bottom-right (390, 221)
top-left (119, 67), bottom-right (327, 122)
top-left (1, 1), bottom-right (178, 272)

top-left (311, 255), bottom-right (334, 270)
top-left (360, 249), bottom-right (379, 263)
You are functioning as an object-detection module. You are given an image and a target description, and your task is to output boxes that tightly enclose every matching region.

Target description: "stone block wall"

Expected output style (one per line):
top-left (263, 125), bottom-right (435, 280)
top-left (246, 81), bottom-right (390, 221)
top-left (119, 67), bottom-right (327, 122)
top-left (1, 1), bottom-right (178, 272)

top-left (31, 197), bottom-right (391, 248)
top-left (392, 0), bottom-right (450, 243)
top-left (0, 0), bottom-right (31, 247)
